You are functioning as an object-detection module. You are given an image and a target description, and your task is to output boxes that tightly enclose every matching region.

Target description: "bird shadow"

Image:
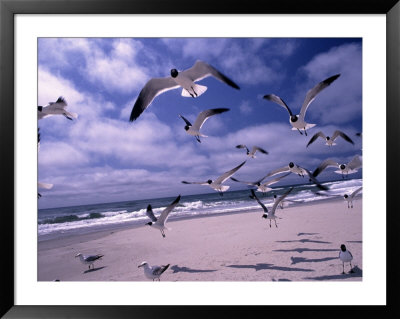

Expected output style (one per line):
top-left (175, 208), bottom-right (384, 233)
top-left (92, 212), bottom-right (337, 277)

top-left (226, 263), bottom-right (314, 272)
top-left (290, 256), bottom-right (337, 265)
top-left (297, 232), bottom-right (319, 236)
top-left (276, 239), bottom-right (332, 244)
top-left (274, 248), bottom-right (338, 254)
top-left (83, 266), bottom-right (106, 274)
top-left (303, 266), bottom-right (362, 280)
top-left (347, 240), bottom-right (362, 244)
top-left (170, 265), bottom-right (217, 274)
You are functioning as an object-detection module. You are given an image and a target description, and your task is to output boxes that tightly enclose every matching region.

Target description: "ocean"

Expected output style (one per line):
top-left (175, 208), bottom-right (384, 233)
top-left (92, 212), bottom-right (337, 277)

top-left (38, 178), bottom-right (362, 241)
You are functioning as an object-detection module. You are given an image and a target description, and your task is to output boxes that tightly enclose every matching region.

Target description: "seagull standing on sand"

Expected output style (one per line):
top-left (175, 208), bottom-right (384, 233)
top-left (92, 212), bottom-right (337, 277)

top-left (138, 261), bottom-right (170, 281)
top-left (235, 145), bottom-right (268, 158)
top-left (339, 244), bottom-right (354, 274)
top-left (344, 186), bottom-right (363, 208)
top-left (312, 155), bottom-right (362, 179)
top-left (230, 172), bottom-right (290, 195)
top-left (129, 60), bottom-right (240, 122)
top-left (38, 96), bottom-right (78, 120)
top-left (75, 253), bottom-right (104, 270)
top-left (182, 161), bottom-right (246, 196)
top-left (249, 188), bottom-right (293, 228)
top-left (306, 130), bottom-right (354, 147)
top-left (179, 108), bottom-right (230, 143)
top-left (145, 195), bottom-right (181, 238)
top-left (263, 74), bottom-right (340, 136)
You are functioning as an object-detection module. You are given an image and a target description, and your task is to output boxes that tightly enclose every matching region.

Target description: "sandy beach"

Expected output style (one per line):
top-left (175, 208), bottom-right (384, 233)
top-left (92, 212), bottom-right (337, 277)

top-left (38, 198), bottom-right (362, 282)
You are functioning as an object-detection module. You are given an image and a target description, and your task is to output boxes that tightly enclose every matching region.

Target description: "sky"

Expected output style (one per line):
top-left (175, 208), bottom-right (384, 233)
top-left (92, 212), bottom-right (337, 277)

top-left (38, 37), bottom-right (362, 209)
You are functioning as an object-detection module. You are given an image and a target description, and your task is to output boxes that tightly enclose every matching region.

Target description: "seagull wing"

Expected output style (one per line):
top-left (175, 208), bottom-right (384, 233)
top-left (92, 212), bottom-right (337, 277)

top-left (146, 205), bottom-right (158, 222)
top-left (158, 195), bottom-right (181, 224)
top-left (251, 146), bottom-right (268, 155)
top-left (152, 264), bottom-right (170, 276)
top-left (312, 159), bottom-right (339, 177)
top-left (130, 77), bottom-right (180, 122)
top-left (38, 182), bottom-right (53, 190)
top-left (236, 144), bottom-right (250, 153)
top-left (271, 187), bottom-right (294, 216)
top-left (230, 177), bottom-right (256, 186)
top-left (181, 181), bottom-right (209, 185)
top-left (85, 254), bottom-right (104, 262)
top-left (347, 155), bottom-right (362, 170)
top-left (306, 131), bottom-right (325, 147)
top-left (47, 96), bottom-right (67, 109)
top-left (263, 94), bottom-right (294, 116)
top-left (350, 186), bottom-right (363, 199)
top-left (249, 189), bottom-right (268, 213)
top-left (215, 161), bottom-right (246, 184)
top-left (332, 130), bottom-right (354, 144)
top-left (181, 60), bottom-right (240, 89)
top-left (192, 108), bottom-right (230, 131)
top-left (179, 115), bottom-right (192, 127)
top-left (266, 165), bottom-right (290, 178)
top-left (261, 172), bottom-right (291, 186)
top-left (304, 168), bottom-right (329, 191)
top-left (299, 74), bottom-right (340, 121)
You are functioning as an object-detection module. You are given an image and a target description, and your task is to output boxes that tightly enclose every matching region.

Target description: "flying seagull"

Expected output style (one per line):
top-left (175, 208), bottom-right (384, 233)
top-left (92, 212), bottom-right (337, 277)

top-left (339, 244), bottom-right (354, 274)
top-left (273, 194), bottom-right (304, 209)
top-left (179, 108), bottom-right (230, 143)
top-left (312, 155), bottom-right (362, 179)
top-left (38, 96), bottom-right (78, 120)
top-left (263, 74), bottom-right (340, 135)
top-left (235, 145), bottom-right (268, 158)
top-left (266, 162), bottom-right (328, 191)
top-left (230, 172), bottom-right (291, 195)
top-left (145, 195), bottom-right (181, 238)
top-left (138, 261), bottom-right (170, 281)
top-left (75, 253), bottom-right (104, 270)
top-left (129, 60), bottom-right (240, 122)
top-left (249, 188), bottom-right (293, 228)
top-left (37, 128), bottom-right (53, 198)
top-left (306, 130), bottom-right (354, 147)
top-left (343, 186), bottom-right (363, 208)
top-left (182, 161), bottom-right (246, 196)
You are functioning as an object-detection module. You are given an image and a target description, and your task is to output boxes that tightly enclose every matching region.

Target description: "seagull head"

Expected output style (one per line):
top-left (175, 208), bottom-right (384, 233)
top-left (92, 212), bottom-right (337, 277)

top-left (145, 222), bottom-right (153, 226)
top-left (290, 115), bottom-right (298, 122)
top-left (138, 261), bottom-right (148, 268)
top-left (38, 106), bottom-right (43, 112)
top-left (262, 213), bottom-right (268, 219)
top-left (184, 125), bottom-right (190, 131)
top-left (344, 194), bottom-right (349, 199)
top-left (340, 244), bottom-right (347, 252)
top-left (75, 253), bottom-right (82, 258)
top-left (326, 136), bottom-right (331, 141)
top-left (170, 69), bottom-right (179, 78)
top-left (289, 162), bottom-right (294, 168)
top-left (340, 164), bottom-right (346, 170)
top-left (207, 179), bottom-right (212, 184)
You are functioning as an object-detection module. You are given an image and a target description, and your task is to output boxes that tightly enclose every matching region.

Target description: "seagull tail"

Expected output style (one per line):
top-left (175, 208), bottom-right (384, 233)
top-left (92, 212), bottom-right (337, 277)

top-left (65, 111), bottom-right (79, 119)
top-left (181, 84), bottom-right (207, 97)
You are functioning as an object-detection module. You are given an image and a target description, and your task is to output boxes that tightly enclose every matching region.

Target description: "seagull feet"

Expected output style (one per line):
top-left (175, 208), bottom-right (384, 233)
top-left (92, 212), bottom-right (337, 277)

top-left (342, 271), bottom-right (345, 275)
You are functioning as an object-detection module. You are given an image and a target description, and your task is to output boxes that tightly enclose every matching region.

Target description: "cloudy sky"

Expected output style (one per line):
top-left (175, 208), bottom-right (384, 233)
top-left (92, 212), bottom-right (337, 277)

top-left (38, 37), bottom-right (362, 209)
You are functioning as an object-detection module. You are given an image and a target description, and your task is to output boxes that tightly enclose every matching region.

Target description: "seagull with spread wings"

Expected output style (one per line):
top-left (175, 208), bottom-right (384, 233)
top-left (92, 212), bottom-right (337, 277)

top-left (306, 130), bottom-right (354, 147)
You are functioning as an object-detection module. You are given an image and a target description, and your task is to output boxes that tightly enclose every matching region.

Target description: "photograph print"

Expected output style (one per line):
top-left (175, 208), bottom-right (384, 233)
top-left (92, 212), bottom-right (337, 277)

top-left (37, 37), bottom-right (362, 282)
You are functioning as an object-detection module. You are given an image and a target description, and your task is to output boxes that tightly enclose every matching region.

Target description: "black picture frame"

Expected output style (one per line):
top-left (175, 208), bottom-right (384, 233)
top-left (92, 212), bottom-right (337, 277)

top-left (1, 0), bottom-right (398, 317)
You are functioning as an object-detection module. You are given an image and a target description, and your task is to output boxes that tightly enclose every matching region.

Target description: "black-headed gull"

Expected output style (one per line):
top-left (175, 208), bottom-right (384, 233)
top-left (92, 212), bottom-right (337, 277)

top-left (339, 244), bottom-right (354, 274)
top-left (307, 130), bottom-right (354, 147)
top-left (75, 253), bottom-right (104, 270)
top-left (179, 108), bottom-right (229, 143)
top-left (235, 145), bottom-right (268, 158)
top-left (312, 155), bottom-right (362, 179)
top-left (344, 186), bottom-right (362, 208)
top-left (38, 96), bottom-right (78, 120)
top-left (182, 161), bottom-right (246, 196)
top-left (263, 74), bottom-right (340, 136)
top-left (138, 261), bottom-right (170, 281)
top-left (249, 188), bottom-right (293, 228)
top-left (230, 172), bottom-right (290, 195)
top-left (145, 195), bottom-right (181, 238)
top-left (129, 60), bottom-right (240, 122)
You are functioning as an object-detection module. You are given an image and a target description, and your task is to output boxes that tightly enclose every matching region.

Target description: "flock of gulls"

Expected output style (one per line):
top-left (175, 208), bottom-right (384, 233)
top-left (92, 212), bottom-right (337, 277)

top-left (38, 59), bottom-right (361, 280)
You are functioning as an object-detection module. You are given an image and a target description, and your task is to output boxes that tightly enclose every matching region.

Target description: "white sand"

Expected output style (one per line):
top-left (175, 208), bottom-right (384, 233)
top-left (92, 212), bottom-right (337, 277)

top-left (38, 198), bottom-right (362, 282)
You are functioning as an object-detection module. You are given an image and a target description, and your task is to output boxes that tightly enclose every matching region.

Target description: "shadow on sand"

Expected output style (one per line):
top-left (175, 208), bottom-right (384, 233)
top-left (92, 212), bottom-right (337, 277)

top-left (274, 248), bottom-right (338, 254)
top-left (83, 266), bottom-right (106, 274)
top-left (170, 265), bottom-right (217, 274)
top-left (226, 263), bottom-right (314, 272)
top-left (276, 239), bottom-right (332, 244)
top-left (297, 232), bottom-right (319, 236)
top-left (303, 266), bottom-right (362, 280)
top-left (290, 256), bottom-right (337, 265)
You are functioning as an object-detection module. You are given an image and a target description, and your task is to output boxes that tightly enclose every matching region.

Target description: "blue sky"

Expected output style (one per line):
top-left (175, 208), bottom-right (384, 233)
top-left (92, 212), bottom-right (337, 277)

top-left (38, 37), bottom-right (362, 209)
